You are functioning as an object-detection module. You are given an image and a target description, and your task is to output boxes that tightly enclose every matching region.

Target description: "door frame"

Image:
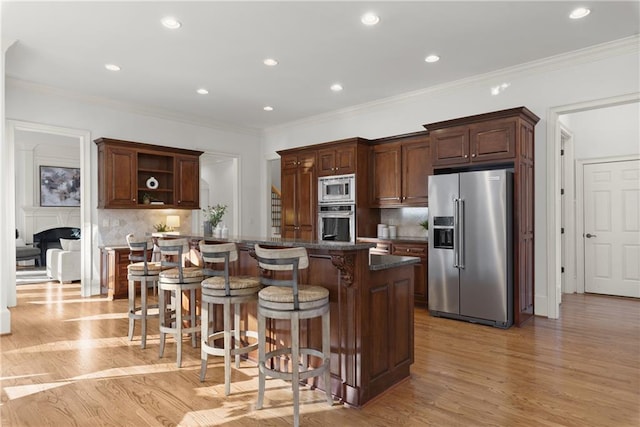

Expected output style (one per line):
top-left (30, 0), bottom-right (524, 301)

top-left (6, 120), bottom-right (94, 302)
top-left (559, 124), bottom-right (575, 297)
top-left (546, 92), bottom-right (639, 319)
top-left (575, 155), bottom-right (640, 294)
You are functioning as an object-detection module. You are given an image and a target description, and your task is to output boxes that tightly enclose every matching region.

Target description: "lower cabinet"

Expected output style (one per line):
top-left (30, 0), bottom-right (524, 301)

top-left (359, 238), bottom-right (428, 307)
top-left (391, 243), bottom-right (427, 307)
top-left (100, 246), bottom-right (130, 300)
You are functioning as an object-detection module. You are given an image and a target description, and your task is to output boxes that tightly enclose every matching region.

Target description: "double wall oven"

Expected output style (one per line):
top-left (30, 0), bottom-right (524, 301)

top-left (318, 174), bottom-right (356, 243)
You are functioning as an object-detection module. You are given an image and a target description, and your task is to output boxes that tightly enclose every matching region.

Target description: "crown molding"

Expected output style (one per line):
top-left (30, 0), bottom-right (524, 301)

top-left (6, 77), bottom-right (260, 137)
top-left (265, 35), bottom-right (640, 134)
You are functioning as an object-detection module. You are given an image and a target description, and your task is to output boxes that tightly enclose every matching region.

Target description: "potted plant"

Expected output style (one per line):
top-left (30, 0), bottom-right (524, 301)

top-left (419, 219), bottom-right (428, 236)
top-left (153, 222), bottom-right (168, 232)
top-left (203, 204), bottom-right (227, 235)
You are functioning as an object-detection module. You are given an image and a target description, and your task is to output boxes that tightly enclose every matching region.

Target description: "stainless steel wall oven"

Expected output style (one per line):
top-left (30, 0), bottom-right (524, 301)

top-left (318, 204), bottom-right (355, 243)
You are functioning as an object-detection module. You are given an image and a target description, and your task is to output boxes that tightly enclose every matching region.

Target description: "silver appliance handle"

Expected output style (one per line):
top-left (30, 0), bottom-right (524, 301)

top-left (458, 199), bottom-right (465, 269)
top-left (453, 199), bottom-right (459, 268)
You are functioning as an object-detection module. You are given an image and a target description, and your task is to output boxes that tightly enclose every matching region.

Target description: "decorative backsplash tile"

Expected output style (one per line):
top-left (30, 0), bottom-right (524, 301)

top-left (380, 207), bottom-right (428, 238)
top-left (98, 210), bottom-right (191, 246)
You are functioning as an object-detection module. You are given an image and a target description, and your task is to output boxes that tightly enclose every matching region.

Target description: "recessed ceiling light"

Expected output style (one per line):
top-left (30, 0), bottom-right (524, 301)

top-left (263, 106), bottom-right (274, 111)
top-left (361, 13), bottom-right (380, 26)
top-left (263, 58), bottom-right (279, 67)
top-left (330, 83), bottom-right (343, 92)
top-left (491, 82), bottom-right (511, 96)
top-left (104, 64), bottom-right (121, 71)
top-left (196, 88), bottom-right (209, 95)
top-left (161, 16), bottom-right (182, 29)
top-left (424, 55), bottom-right (440, 63)
top-left (569, 7), bottom-right (591, 19)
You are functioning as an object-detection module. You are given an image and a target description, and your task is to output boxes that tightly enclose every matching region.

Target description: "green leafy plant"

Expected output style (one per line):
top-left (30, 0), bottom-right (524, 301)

top-left (153, 222), bottom-right (168, 232)
top-left (419, 219), bottom-right (429, 230)
top-left (203, 204), bottom-right (227, 228)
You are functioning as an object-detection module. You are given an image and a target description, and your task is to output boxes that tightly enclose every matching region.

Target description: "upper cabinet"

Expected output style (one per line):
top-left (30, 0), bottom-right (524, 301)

top-left (427, 113), bottom-right (519, 167)
top-left (317, 144), bottom-right (357, 176)
top-left (370, 131), bottom-right (432, 207)
top-left (95, 138), bottom-right (203, 209)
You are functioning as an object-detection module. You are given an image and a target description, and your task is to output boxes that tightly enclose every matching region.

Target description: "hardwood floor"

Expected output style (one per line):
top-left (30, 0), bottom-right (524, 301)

top-left (1, 282), bottom-right (638, 426)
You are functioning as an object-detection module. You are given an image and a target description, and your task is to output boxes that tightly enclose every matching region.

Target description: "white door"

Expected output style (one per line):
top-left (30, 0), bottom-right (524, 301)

top-left (584, 159), bottom-right (640, 297)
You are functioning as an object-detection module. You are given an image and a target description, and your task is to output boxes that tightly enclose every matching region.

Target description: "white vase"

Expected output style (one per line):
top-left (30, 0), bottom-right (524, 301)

top-left (214, 225), bottom-right (222, 238)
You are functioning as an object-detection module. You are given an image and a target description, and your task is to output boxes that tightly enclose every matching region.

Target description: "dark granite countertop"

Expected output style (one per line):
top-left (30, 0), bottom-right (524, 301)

top-left (369, 254), bottom-right (421, 271)
top-left (146, 233), bottom-right (375, 251)
top-left (358, 236), bottom-right (429, 244)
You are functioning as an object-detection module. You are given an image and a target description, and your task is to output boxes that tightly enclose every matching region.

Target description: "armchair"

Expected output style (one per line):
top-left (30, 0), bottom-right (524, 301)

top-left (47, 238), bottom-right (81, 284)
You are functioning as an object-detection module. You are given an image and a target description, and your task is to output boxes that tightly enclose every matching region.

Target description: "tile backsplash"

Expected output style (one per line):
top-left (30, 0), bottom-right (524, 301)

top-left (98, 210), bottom-right (192, 245)
top-left (379, 207), bottom-right (428, 238)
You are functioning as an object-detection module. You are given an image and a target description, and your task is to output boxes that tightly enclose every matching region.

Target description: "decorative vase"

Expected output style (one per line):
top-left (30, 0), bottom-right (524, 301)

top-left (214, 224), bottom-right (222, 238)
top-left (203, 221), bottom-right (213, 235)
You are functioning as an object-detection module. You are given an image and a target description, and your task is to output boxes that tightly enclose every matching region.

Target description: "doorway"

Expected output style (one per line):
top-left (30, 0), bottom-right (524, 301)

top-left (198, 153), bottom-right (240, 236)
top-left (547, 93), bottom-right (639, 318)
top-left (6, 120), bottom-right (94, 306)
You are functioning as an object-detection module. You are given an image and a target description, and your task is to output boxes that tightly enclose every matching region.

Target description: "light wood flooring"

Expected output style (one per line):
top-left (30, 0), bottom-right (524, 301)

top-left (1, 281), bottom-right (639, 426)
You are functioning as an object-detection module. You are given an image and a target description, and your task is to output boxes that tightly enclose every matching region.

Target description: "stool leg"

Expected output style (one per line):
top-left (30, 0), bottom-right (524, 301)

top-left (176, 288), bottom-right (183, 368)
top-left (159, 287), bottom-right (166, 358)
top-left (141, 277), bottom-right (148, 349)
top-left (200, 298), bottom-right (209, 381)
top-left (128, 279), bottom-right (135, 341)
top-left (292, 312), bottom-right (300, 427)
top-left (322, 310), bottom-right (333, 406)
top-left (256, 310), bottom-right (266, 410)
top-left (234, 302), bottom-right (241, 369)
top-left (190, 288), bottom-right (197, 348)
top-left (223, 299), bottom-right (231, 396)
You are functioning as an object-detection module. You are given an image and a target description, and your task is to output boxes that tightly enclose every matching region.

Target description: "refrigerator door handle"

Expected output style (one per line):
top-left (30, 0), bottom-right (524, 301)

top-left (453, 198), bottom-right (459, 268)
top-left (458, 199), bottom-right (465, 269)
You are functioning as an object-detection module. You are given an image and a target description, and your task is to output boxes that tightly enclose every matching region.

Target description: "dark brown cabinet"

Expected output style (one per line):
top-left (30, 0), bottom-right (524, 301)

top-left (370, 132), bottom-right (431, 207)
top-left (280, 151), bottom-right (317, 240)
top-left (391, 243), bottom-right (428, 307)
top-left (424, 107), bottom-right (539, 326)
top-left (359, 237), bottom-right (428, 307)
top-left (95, 138), bottom-right (203, 209)
top-left (100, 246), bottom-right (129, 299)
top-left (317, 144), bottom-right (356, 176)
top-left (430, 118), bottom-right (516, 167)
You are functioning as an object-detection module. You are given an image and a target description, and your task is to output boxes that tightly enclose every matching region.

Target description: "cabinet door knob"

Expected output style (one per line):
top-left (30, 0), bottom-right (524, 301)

top-left (464, 154), bottom-right (469, 158)
top-left (178, 200), bottom-right (181, 204)
top-left (132, 198), bottom-right (136, 202)
top-left (472, 153), bottom-right (477, 158)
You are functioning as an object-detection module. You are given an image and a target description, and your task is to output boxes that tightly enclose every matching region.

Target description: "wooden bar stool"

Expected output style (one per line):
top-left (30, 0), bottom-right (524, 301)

top-left (254, 244), bottom-right (333, 427)
top-left (125, 233), bottom-right (162, 349)
top-left (157, 238), bottom-right (203, 367)
top-left (199, 241), bottom-right (261, 396)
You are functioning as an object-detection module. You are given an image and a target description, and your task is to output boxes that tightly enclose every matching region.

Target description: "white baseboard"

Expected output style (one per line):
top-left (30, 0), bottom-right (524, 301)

top-left (534, 295), bottom-right (549, 318)
top-left (0, 308), bottom-right (11, 335)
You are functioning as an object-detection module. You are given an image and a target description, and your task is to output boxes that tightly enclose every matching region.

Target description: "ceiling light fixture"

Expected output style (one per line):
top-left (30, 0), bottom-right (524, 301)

top-left (424, 55), bottom-right (440, 63)
top-left (161, 16), bottom-right (182, 29)
top-left (330, 83), bottom-right (343, 92)
top-left (263, 106), bottom-right (274, 111)
top-left (104, 64), bottom-right (121, 71)
top-left (263, 58), bottom-right (278, 66)
top-left (196, 88), bottom-right (209, 95)
top-left (569, 7), bottom-right (591, 19)
top-left (491, 82), bottom-right (511, 96)
top-left (361, 13), bottom-right (380, 26)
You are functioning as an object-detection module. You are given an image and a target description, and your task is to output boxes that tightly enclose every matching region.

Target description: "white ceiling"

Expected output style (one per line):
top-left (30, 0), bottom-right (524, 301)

top-left (3, 1), bottom-right (639, 132)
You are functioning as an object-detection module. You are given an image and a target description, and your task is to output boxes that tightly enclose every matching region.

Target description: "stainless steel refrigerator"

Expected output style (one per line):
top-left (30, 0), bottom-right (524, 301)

top-left (428, 169), bottom-right (513, 328)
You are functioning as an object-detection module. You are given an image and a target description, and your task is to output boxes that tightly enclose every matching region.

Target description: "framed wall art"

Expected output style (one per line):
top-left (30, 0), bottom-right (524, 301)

top-left (39, 166), bottom-right (81, 207)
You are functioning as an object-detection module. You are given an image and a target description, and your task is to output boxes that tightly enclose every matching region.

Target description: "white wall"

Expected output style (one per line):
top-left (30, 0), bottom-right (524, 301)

top-left (262, 38), bottom-right (640, 317)
top-left (6, 81), bottom-right (263, 289)
top-left (568, 102), bottom-right (640, 159)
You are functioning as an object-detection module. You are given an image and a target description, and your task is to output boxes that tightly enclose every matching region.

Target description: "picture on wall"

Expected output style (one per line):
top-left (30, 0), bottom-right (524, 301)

top-left (39, 166), bottom-right (81, 207)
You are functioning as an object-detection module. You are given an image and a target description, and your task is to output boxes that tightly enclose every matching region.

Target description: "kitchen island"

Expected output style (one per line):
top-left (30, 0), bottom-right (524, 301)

top-left (157, 234), bottom-right (419, 407)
